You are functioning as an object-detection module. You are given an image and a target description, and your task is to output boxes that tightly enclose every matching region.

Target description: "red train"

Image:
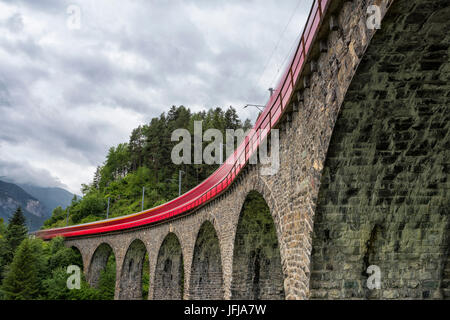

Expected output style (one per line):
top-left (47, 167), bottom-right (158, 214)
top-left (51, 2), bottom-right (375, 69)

top-left (35, 0), bottom-right (330, 240)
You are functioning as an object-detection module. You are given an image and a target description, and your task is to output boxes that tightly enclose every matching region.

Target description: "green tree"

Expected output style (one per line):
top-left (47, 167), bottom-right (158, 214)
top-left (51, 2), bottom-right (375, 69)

top-left (1, 238), bottom-right (40, 300)
top-left (97, 254), bottom-right (116, 300)
top-left (42, 206), bottom-right (66, 229)
top-left (71, 192), bottom-right (106, 224)
top-left (3, 207), bottom-right (28, 267)
top-left (0, 218), bottom-right (5, 237)
top-left (29, 237), bottom-right (96, 300)
top-left (142, 252), bottom-right (149, 299)
top-left (0, 218), bottom-right (7, 283)
top-left (42, 267), bottom-right (100, 300)
top-left (46, 237), bottom-right (83, 271)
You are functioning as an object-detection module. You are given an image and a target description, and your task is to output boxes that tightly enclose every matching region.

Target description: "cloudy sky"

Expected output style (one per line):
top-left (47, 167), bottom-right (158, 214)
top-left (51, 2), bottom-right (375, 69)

top-left (0, 0), bottom-right (313, 194)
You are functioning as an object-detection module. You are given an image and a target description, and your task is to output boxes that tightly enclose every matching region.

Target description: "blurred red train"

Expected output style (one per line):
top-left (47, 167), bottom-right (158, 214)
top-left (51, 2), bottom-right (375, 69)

top-left (35, 0), bottom-right (330, 240)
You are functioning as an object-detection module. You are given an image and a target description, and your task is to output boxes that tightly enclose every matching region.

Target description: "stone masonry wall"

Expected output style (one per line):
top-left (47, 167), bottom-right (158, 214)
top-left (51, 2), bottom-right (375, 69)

top-left (64, 0), bottom-right (390, 300)
top-left (153, 233), bottom-right (184, 300)
top-left (87, 243), bottom-right (114, 288)
top-left (189, 221), bottom-right (224, 300)
top-left (118, 239), bottom-right (147, 300)
top-left (310, 0), bottom-right (450, 299)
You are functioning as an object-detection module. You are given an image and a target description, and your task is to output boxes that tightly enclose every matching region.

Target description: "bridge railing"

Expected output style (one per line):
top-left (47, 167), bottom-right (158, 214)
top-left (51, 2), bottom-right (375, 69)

top-left (35, 0), bottom-right (330, 239)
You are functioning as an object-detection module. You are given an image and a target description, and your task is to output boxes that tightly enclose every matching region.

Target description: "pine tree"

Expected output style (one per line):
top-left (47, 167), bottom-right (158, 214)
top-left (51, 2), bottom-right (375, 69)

top-left (3, 207), bottom-right (28, 267)
top-left (0, 217), bottom-right (5, 237)
top-left (0, 218), bottom-right (6, 282)
top-left (92, 166), bottom-right (102, 189)
top-left (8, 206), bottom-right (26, 228)
top-left (97, 254), bottom-right (116, 300)
top-left (1, 238), bottom-right (41, 300)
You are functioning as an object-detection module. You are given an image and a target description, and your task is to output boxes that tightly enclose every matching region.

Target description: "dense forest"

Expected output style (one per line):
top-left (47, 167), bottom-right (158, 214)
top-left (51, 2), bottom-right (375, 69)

top-left (44, 105), bottom-right (252, 228)
top-left (0, 105), bottom-right (253, 300)
top-left (0, 207), bottom-right (118, 299)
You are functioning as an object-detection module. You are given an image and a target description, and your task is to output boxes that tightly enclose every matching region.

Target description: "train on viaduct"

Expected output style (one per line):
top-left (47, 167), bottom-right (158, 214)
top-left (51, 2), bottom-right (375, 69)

top-left (36, 0), bottom-right (450, 300)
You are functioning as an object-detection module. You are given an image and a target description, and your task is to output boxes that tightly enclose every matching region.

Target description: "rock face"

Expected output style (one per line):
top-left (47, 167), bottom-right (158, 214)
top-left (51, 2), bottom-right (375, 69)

top-left (0, 180), bottom-right (47, 231)
top-left (18, 184), bottom-right (76, 216)
top-left (25, 199), bottom-right (46, 218)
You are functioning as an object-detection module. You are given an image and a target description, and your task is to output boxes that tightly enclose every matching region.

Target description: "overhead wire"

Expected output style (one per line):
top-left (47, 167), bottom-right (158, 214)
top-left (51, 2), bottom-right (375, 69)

top-left (269, 28), bottom-right (302, 89)
top-left (254, 0), bottom-right (305, 90)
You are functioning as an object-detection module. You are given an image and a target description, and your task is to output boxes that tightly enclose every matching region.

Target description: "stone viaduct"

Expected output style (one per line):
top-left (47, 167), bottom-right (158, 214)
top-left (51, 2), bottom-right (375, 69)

top-left (65, 0), bottom-right (450, 300)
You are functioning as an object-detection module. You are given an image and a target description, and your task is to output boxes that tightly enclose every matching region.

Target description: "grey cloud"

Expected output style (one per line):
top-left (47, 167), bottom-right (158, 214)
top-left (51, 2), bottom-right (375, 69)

top-left (2, 0), bottom-right (69, 13)
top-left (0, 81), bottom-right (11, 107)
top-left (6, 13), bottom-right (24, 33)
top-left (0, 159), bottom-right (67, 189)
top-left (0, 0), bottom-right (312, 192)
top-left (0, 36), bottom-right (44, 62)
top-left (0, 104), bottom-right (116, 167)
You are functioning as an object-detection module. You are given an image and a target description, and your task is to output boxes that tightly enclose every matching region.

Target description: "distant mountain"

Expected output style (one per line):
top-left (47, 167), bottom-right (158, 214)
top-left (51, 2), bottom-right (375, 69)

top-left (0, 180), bottom-right (47, 231)
top-left (17, 184), bottom-right (77, 215)
top-left (0, 180), bottom-right (79, 231)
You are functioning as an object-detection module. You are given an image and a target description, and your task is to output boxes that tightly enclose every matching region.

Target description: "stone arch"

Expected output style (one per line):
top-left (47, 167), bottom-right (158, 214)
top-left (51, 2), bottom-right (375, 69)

top-left (234, 172), bottom-right (285, 254)
top-left (69, 245), bottom-right (84, 273)
top-left (153, 232), bottom-right (184, 300)
top-left (231, 190), bottom-right (285, 300)
top-left (309, 0), bottom-right (450, 299)
top-left (88, 242), bottom-right (116, 291)
top-left (189, 221), bottom-right (224, 300)
top-left (118, 239), bottom-right (149, 300)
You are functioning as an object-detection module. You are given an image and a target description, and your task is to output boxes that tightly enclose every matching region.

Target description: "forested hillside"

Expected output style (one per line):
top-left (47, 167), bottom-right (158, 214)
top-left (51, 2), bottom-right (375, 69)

top-left (44, 106), bottom-right (252, 228)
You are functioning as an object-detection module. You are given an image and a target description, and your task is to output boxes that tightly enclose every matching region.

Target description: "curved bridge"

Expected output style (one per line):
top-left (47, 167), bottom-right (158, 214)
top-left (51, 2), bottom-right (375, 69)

top-left (36, 0), bottom-right (450, 300)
